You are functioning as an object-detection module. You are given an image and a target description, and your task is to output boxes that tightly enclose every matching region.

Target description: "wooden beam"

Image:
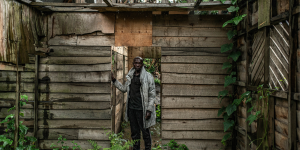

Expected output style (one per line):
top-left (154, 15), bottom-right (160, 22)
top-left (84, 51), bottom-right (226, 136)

top-left (34, 55), bottom-right (39, 147)
top-left (194, 0), bottom-right (202, 9)
top-left (103, 0), bottom-right (113, 7)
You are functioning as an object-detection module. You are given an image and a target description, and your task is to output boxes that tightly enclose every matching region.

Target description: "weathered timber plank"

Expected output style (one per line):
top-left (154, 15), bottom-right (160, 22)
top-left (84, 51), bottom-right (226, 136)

top-left (161, 140), bottom-right (225, 150)
top-left (0, 82), bottom-right (111, 93)
top-left (39, 140), bottom-right (110, 149)
top-left (275, 131), bottom-right (288, 150)
top-left (1, 72), bottom-right (110, 83)
top-left (162, 131), bottom-right (228, 140)
top-left (161, 64), bottom-right (227, 74)
top-left (77, 35), bottom-right (114, 46)
top-left (37, 129), bottom-right (108, 140)
top-left (161, 56), bottom-right (229, 64)
top-left (48, 36), bottom-right (77, 46)
top-left (0, 92), bottom-right (110, 102)
top-left (0, 100), bottom-right (33, 108)
top-left (275, 105), bottom-right (288, 124)
top-left (161, 47), bottom-right (229, 56)
top-left (37, 110), bottom-right (111, 119)
top-left (275, 97), bottom-right (288, 107)
top-left (47, 46), bottom-right (111, 57)
top-left (38, 102), bottom-right (110, 110)
top-left (0, 109), bottom-right (33, 119)
top-left (275, 119), bottom-right (288, 136)
top-left (161, 109), bottom-right (221, 119)
top-left (153, 15), bottom-right (232, 28)
top-left (161, 96), bottom-right (230, 108)
top-left (237, 117), bottom-right (247, 131)
top-left (25, 64), bottom-right (111, 72)
top-left (29, 57), bottom-right (111, 64)
top-left (237, 106), bottom-right (247, 118)
top-left (161, 73), bottom-right (226, 84)
top-left (38, 120), bottom-right (111, 129)
top-left (162, 84), bottom-right (232, 96)
top-left (153, 27), bottom-right (230, 37)
top-left (161, 119), bottom-right (224, 130)
top-left (152, 37), bottom-right (230, 47)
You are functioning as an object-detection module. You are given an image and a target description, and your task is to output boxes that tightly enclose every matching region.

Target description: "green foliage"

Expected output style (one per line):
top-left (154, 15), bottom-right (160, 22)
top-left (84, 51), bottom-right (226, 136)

top-left (228, 51), bottom-right (241, 62)
top-left (222, 62), bottom-right (232, 70)
top-left (164, 140), bottom-right (188, 150)
top-left (155, 78), bottom-right (161, 85)
top-left (225, 104), bottom-right (237, 116)
top-left (220, 43), bottom-right (233, 53)
top-left (221, 133), bottom-right (231, 145)
top-left (224, 120), bottom-right (234, 132)
top-left (246, 111), bottom-right (261, 125)
top-left (227, 6), bottom-right (239, 12)
top-left (231, 0), bottom-right (237, 5)
top-left (156, 105), bottom-right (161, 122)
top-left (224, 75), bottom-right (236, 88)
top-left (218, 90), bottom-right (229, 100)
top-left (227, 30), bottom-right (237, 40)
top-left (220, 0), bottom-right (226, 4)
top-left (0, 94), bottom-right (38, 150)
top-left (89, 140), bottom-right (103, 150)
top-left (218, 107), bottom-right (226, 117)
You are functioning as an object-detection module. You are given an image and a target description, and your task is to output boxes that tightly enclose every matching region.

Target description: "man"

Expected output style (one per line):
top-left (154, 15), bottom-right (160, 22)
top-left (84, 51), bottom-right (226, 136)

top-left (111, 56), bottom-right (156, 150)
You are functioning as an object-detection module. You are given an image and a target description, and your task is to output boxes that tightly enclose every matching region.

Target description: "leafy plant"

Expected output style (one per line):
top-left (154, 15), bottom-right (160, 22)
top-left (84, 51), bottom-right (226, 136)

top-left (50, 135), bottom-right (81, 150)
top-left (0, 94), bottom-right (38, 150)
top-left (163, 140), bottom-right (188, 150)
top-left (156, 105), bottom-right (161, 122)
top-left (154, 78), bottom-right (161, 85)
top-left (104, 131), bottom-right (137, 150)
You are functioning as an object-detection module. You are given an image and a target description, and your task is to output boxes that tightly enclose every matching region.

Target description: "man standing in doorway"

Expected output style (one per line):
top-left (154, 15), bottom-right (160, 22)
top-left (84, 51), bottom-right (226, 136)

top-left (111, 56), bottom-right (156, 150)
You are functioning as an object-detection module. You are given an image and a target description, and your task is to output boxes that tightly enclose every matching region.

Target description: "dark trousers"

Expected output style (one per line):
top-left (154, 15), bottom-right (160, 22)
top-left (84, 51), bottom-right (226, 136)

top-left (128, 108), bottom-right (152, 150)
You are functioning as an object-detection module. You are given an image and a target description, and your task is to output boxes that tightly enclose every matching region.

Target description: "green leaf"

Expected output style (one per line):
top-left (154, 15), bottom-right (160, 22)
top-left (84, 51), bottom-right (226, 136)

top-left (246, 97), bottom-right (252, 103)
top-left (218, 107), bottom-right (226, 117)
top-left (226, 104), bottom-right (237, 116)
top-left (233, 98), bottom-right (242, 105)
top-left (224, 75), bottom-right (236, 87)
top-left (227, 30), bottom-right (237, 40)
top-left (20, 95), bottom-right (28, 101)
top-left (221, 133), bottom-right (231, 145)
top-left (247, 107), bottom-right (254, 113)
top-left (20, 113), bottom-right (24, 117)
top-left (20, 101), bottom-right (26, 107)
top-left (221, 43), bottom-right (233, 53)
top-left (227, 6), bottom-right (239, 12)
top-left (246, 111), bottom-right (261, 125)
top-left (1, 114), bottom-right (14, 124)
top-left (241, 91), bottom-right (251, 97)
top-left (224, 120), bottom-right (235, 132)
top-left (223, 113), bottom-right (229, 121)
top-left (218, 90), bottom-right (229, 99)
top-left (228, 51), bottom-right (241, 62)
top-left (231, 0), bottom-right (237, 5)
top-left (220, 0), bottom-right (226, 4)
top-left (19, 124), bottom-right (28, 135)
top-left (8, 106), bottom-right (15, 112)
top-left (233, 14), bottom-right (247, 25)
top-left (230, 71), bottom-right (236, 76)
top-left (222, 62), bottom-right (232, 70)
top-left (223, 19), bottom-right (234, 27)
top-left (26, 136), bottom-right (37, 142)
top-left (0, 135), bottom-right (13, 147)
top-left (259, 96), bottom-right (263, 100)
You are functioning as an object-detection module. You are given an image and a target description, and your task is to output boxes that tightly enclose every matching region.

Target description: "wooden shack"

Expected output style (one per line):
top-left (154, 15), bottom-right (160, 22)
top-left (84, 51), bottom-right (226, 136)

top-left (0, 0), bottom-right (300, 149)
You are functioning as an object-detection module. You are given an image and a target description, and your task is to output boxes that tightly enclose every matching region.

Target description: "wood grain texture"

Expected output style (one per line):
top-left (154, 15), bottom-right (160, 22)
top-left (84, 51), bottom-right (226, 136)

top-left (115, 12), bottom-right (152, 46)
top-left (161, 47), bottom-right (229, 56)
top-left (153, 27), bottom-right (230, 37)
top-left (77, 35), bottom-right (115, 46)
top-left (161, 73), bottom-right (226, 84)
top-left (29, 57), bottom-right (111, 64)
top-left (47, 46), bottom-right (111, 57)
top-left (25, 64), bottom-right (111, 72)
top-left (275, 105), bottom-right (288, 124)
top-left (161, 96), bottom-right (230, 108)
top-left (161, 119), bottom-right (224, 130)
top-left (152, 37), bottom-right (230, 47)
top-left (39, 140), bottom-right (110, 149)
top-left (48, 36), bottom-right (77, 46)
top-left (38, 102), bottom-right (110, 110)
top-left (162, 131), bottom-right (228, 140)
top-left (161, 55), bottom-right (229, 64)
top-left (161, 140), bottom-right (226, 150)
top-left (161, 109), bottom-right (221, 119)
top-left (161, 64), bottom-right (228, 74)
top-left (275, 119), bottom-right (288, 136)
top-left (37, 129), bottom-right (108, 140)
top-left (275, 131), bottom-right (288, 150)
top-left (162, 84), bottom-right (232, 96)
top-left (38, 120), bottom-right (111, 129)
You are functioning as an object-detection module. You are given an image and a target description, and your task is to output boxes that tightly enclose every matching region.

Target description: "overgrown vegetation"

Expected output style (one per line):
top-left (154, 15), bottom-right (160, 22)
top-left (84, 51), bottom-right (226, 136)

top-left (156, 105), bottom-right (161, 122)
top-left (0, 95), bottom-right (38, 150)
top-left (217, 0), bottom-right (271, 149)
top-left (143, 58), bottom-right (161, 85)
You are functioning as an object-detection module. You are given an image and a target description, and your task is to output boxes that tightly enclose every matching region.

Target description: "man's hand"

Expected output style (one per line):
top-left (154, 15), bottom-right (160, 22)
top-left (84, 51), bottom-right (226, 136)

top-left (111, 72), bottom-right (116, 82)
top-left (145, 111), bottom-right (151, 120)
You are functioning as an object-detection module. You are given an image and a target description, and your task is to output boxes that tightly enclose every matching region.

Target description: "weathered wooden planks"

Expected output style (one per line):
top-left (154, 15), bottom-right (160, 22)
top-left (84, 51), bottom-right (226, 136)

top-left (39, 140), bottom-right (110, 149)
top-left (161, 96), bottom-right (230, 108)
top-left (153, 27), bottom-right (230, 37)
top-left (48, 35), bottom-right (115, 46)
top-left (161, 55), bottom-right (229, 64)
top-left (153, 37), bottom-right (230, 47)
top-left (29, 57), bottom-right (111, 64)
top-left (162, 73), bottom-right (226, 84)
top-left (161, 64), bottom-right (228, 74)
top-left (37, 129), bottom-right (108, 140)
top-left (162, 84), bottom-right (232, 96)
top-left (25, 64), bottom-right (111, 72)
top-left (162, 119), bottom-right (224, 130)
top-left (275, 105), bottom-right (288, 124)
top-left (162, 109), bottom-right (221, 119)
top-left (38, 102), bottom-right (110, 110)
top-left (275, 131), bottom-right (288, 150)
top-left (47, 46), bottom-right (111, 57)
top-left (161, 140), bottom-right (225, 150)
top-left (38, 120), bottom-right (111, 129)
top-left (162, 131), bottom-right (228, 140)
top-left (161, 47), bottom-right (228, 56)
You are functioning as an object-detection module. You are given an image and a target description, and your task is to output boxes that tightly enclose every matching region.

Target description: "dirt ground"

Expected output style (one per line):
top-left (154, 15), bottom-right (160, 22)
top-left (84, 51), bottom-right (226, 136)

top-left (122, 121), bottom-right (162, 150)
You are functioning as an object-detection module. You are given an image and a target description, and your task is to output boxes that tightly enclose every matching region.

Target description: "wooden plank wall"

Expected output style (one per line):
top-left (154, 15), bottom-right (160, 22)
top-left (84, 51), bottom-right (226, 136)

top-left (155, 14), bottom-right (232, 150)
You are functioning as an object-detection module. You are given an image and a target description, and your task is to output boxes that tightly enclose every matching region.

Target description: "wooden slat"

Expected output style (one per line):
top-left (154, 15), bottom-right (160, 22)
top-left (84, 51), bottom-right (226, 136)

top-left (39, 140), bottom-right (110, 149)
top-left (275, 119), bottom-right (288, 136)
top-left (275, 105), bottom-right (288, 124)
top-left (29, 57), bottom-right (110, 64)
top-left (153, 27), bottom-right (229, 37)
top-left (275, 131), bottom-right (288, 150)
top-left (47, 46), bottom-right (111, 57)
top-left (161, 64), bottom-right (227, 74)
top-left (38, 102), bottom-right (110, 109)
top-left (161, 47), bottom-right (229, 56)
top-left (161, 96), bottom-right (230, 108)
top-left (161, 109), bottom-right (221, 119)
top-left (162, 73), bottom-right (226, 84)
top-left (38, 120), bottom-right (111, 129)
top-left (152, 37), bottom-right (230, 47)
top-left (162, 131), bottom-right (228, 140)
top-left (161, 140), bottom-right (225, 150)
top-left (37, 129), bottom-right (108, 140)
top-left (161, 119), bottom-right (223, 130)
top-left (48, 36), bottom-right (77, 46)
top-left (161, 55), bottom-right (229, 64)
top-left (25, 64), bottom-right (111, 72)
top-left (162, 84), bottom-right (232, 96)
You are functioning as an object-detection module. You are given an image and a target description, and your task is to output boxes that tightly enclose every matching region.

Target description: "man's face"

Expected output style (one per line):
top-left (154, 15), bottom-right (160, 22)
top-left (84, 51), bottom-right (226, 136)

top-left (133, 59), bottom-right (143, 71)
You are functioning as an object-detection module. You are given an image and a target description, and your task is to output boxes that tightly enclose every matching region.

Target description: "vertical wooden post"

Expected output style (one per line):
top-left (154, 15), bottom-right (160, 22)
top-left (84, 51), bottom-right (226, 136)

top-left (245, 1), bottom-right (250, 149)
top-left (268, 96), bottom-right (275, 149)
top-left (34, 55), bottom-right (39, 147)
top-left (264, 27), bottom-right (270, 87)
top-left (288, 0), bottom-right (297, 149)
top-left (112, 50), bottom-right (117, 133)
top-left (14, 48), bottom-right (20, 148)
